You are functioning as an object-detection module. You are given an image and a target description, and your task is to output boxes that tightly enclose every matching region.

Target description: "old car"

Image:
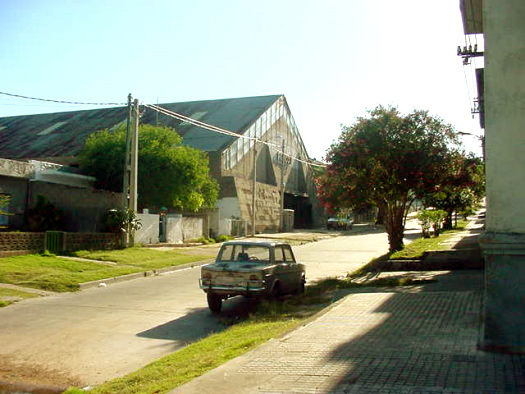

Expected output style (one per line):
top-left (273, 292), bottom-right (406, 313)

top-left (327, 217), bottom-right (353, 230)
top-left (199, 241), bottom-right (306, 313)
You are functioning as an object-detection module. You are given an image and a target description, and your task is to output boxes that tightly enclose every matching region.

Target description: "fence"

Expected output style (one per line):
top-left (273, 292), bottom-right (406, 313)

top-left (0, 231), bottom-right (121, 256)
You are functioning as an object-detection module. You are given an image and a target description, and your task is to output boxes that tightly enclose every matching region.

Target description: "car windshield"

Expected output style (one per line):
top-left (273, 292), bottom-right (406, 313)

top-left (218, 244), bottom-right (270, 264)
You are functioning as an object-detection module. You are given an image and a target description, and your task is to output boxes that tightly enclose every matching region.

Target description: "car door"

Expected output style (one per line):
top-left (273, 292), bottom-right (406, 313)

top-left (283, 245), bottom-right (302, 290)
top-left (274, 245), bottom-right (292, 292)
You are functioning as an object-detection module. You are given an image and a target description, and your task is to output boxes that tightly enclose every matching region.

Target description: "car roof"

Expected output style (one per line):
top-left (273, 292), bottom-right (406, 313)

top-left (221, 240), bottom-right (290, 247)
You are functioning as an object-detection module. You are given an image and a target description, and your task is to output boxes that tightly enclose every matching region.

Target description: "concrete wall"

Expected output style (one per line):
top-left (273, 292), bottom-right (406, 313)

top-left (235, 178), bottom-right (281, 233)
top-left (29, 181), bottom-right (121, 232)
top-left (0, 176), bottom-right (28, 229)
top-left (478, 0), bottom-right (525, 353)
top-left (182, 216), bottom-right (203, 241)
top-left (165, 214), bottom-right (183, 244)
top-left (484, 0), bottom-right (525, 234)
top-left (135, 213), bottom-right (159, 245)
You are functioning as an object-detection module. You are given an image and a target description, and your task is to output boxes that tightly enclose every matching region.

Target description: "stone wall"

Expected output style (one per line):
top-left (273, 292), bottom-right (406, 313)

top-left (235, 178), bottom-right (280, 233)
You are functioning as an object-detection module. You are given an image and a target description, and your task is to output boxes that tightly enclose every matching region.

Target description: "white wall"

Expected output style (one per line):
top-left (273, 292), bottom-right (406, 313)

top-left (165, 214), bottom-right (183, 244)
top-left (484, 0), bottom-right (525, 233)
top-left (135, 213), bottom-right (159, 244)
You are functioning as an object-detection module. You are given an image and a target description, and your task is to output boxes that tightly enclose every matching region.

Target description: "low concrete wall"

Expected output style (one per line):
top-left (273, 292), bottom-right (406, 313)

top-left (165, 214), bottom-right (183, 244)
top-left (136, 213), bottom-right (159, 245)
top-left (182, 216), bottom-right (203, 241)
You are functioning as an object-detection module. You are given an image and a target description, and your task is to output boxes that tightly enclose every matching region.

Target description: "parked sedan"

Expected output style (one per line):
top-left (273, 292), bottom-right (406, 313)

top-left (327, 217), bottom-right (354, 230)
top-left (199, 241), bottom-right (306, 313)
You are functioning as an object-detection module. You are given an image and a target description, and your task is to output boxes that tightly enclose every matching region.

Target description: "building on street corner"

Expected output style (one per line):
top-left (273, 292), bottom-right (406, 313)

top-left (459, 0), bottom-right (525, 353)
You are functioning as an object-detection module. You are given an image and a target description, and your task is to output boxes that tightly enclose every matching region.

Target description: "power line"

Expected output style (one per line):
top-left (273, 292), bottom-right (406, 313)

top-left (144, 103), bottom-right (326, 168)
top-left (0, 91), bottom-right (126, 106)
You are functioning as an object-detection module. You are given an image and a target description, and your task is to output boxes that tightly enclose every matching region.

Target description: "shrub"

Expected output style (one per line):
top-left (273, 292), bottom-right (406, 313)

top-left (417, 209), bottom-right (447, 237)
top-left (26, 195), bottom-right (64, 232)
top-left (103, 209), bottom-right (142, 234)
top-left (216, 234), bottom-right (233, 243)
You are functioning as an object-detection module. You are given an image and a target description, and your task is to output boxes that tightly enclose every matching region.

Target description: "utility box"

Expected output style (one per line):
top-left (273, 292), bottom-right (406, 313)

top-left (283, 209), bottom-right (294, 232)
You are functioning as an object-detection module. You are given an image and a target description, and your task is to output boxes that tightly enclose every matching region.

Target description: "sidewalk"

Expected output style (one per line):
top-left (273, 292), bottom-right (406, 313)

top-left (173, 216), bottom-right (525, 393)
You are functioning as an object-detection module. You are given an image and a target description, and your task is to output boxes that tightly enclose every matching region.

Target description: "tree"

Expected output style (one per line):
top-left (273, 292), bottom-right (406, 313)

top-left (78, 124), bottom-right (219, 212)
top-left (423, 153), bottom-right (484, 229)
top-left (318, 106), bottom-right (459, 252)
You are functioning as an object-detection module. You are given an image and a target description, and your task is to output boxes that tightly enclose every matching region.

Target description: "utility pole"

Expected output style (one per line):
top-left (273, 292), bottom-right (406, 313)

top-left (251, 142), bottom-right (257, 236)
top-left (280, 138), bottom-right (286, 232)
top-left (122, 94), bottom-right (132, 210)
top-left (129, 98), bottom-right (139, 213)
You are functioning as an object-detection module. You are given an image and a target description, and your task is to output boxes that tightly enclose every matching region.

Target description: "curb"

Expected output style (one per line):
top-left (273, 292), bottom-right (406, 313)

top-left (78, 259), bottom-right (214, 290)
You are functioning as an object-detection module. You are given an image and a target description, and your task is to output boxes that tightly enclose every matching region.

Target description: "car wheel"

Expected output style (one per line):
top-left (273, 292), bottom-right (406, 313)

top-left (292, 277), bottom-right (305, 295)
top-left (270, 281), bottom-right (281, 298)
top-left (207, 293), bottom-right (222, 314)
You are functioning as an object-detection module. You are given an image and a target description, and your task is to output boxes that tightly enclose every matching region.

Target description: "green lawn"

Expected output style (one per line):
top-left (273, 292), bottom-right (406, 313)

top-left (0, 287), bottom-right (39, 307)
top-left (390, 221), bottom-right (468, 260)
top-left (72, 247), bottom-right (214, 270)
top-left (0, 248), bottom-right (215, 292)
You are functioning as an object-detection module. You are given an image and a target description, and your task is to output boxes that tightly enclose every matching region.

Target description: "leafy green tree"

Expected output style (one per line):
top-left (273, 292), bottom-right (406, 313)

top-left (318, 106), bottom-right (459, 252)
top-left (423, 153), bottom-right (484, 229)
top-left (79, 124), bottom-right (219, 212)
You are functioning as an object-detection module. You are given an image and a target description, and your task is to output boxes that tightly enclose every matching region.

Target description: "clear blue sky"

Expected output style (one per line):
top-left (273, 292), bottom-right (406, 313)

top-left (0, 0), bottom-right (484, 160)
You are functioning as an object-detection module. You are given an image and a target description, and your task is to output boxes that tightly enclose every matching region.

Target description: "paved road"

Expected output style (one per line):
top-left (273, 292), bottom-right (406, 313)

top-left (0, 227), bottom-right (392, 389)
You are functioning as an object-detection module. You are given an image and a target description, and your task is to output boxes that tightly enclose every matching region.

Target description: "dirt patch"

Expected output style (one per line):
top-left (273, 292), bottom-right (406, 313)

top-left (0, 357), bottom-right (81, 392)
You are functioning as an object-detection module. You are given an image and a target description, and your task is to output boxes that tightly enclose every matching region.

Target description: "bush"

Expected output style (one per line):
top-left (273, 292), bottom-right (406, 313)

top-left (216, 235), bottom-right (233, 243)
top-left (26, 195), bottom-right (64, 232)
top-left (417, 209), bottom-right (447, 237)
top-left (195, 237), bottom-right (215, 245)
top-left (103, 209), bottom-right (142, 234)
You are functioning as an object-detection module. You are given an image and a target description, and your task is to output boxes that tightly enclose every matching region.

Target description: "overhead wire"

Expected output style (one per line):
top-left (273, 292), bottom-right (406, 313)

top-left (0, 90), bottom-right (326, 168)
top-left (144, 103), bottom-right (326, 168)
top-left (0, 91), bottom-right (126, 106)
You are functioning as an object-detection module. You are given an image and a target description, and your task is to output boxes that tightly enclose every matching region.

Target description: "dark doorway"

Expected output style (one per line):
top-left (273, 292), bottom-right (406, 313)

top-left (284, 194), bottom-right (312, 229)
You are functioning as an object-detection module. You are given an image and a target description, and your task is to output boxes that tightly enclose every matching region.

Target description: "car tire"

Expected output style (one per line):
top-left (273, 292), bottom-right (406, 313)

top-left (292, 277), bottom-right (305, 295)
top-left (207, 293), bottom-right (222, 314)
top-left (270, 281), bottom-right (281, 298)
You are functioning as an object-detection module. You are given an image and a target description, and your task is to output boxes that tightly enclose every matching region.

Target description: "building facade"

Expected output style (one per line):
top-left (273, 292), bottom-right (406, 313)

top-left (0, 95), bottom-right (324, 236)
top-left (460, 0), bottom-right (525, 352)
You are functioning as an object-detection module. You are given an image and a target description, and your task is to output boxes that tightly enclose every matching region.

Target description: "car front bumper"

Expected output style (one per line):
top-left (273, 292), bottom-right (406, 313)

top-left (199, 279), bottom-right (267, 295)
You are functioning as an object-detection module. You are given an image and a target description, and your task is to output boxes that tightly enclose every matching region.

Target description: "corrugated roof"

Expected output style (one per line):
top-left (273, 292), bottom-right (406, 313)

top-left (0, 94), bottom-right (281, 161)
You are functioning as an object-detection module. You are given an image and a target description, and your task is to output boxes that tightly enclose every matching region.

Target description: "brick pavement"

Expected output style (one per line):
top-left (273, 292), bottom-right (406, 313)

top-left (173, 272), bottom-right (525, 393)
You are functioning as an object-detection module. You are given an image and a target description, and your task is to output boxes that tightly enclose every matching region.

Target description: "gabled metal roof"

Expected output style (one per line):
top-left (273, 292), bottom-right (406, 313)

top-left (0, 95), bottom-right (281, 162)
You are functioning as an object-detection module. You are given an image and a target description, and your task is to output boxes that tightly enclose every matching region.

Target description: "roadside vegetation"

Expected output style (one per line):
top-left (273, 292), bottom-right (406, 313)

top-left (0, 248), bottom-right (215, 292)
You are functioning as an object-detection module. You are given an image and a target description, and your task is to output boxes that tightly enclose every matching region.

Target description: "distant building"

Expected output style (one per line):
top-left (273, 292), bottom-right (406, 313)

top-left (459, 0), bottom-right (525, 353)
top-left (0, 95), bottom-right (324, 235)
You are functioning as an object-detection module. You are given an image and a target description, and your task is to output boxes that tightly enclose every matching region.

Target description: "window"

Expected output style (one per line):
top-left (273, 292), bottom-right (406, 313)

top-left (283, 246), bottom-right (294, 263)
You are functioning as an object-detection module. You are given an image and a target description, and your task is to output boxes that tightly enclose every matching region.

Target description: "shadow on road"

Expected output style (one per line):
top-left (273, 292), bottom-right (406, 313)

top-left (136, 296), bottom-right (259, 342)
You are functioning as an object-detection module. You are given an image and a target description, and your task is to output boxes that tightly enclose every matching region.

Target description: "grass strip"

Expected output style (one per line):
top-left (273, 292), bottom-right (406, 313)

top-left (72, 247), bottom-right (215, 270)
top-left (0, 248), bottom-right (213, 292)
top-left (390, 220), bottom-right (468, 260)
top-left (66, 319), bottom-right (299, 394)
top-left (0, 287), bottom-right (39, 307)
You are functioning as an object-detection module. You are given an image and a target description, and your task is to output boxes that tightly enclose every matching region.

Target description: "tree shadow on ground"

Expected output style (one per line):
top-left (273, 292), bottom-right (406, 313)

top-left (317, 271), bottom-right (525, 393)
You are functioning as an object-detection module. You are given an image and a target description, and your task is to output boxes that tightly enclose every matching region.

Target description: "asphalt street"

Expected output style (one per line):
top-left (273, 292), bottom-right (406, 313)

top-left (0, 227), bottom-right (393, 388)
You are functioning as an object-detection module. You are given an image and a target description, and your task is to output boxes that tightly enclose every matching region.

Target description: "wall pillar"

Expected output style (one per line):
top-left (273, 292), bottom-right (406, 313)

top-left (481, 0), bottom-right (525, 353)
